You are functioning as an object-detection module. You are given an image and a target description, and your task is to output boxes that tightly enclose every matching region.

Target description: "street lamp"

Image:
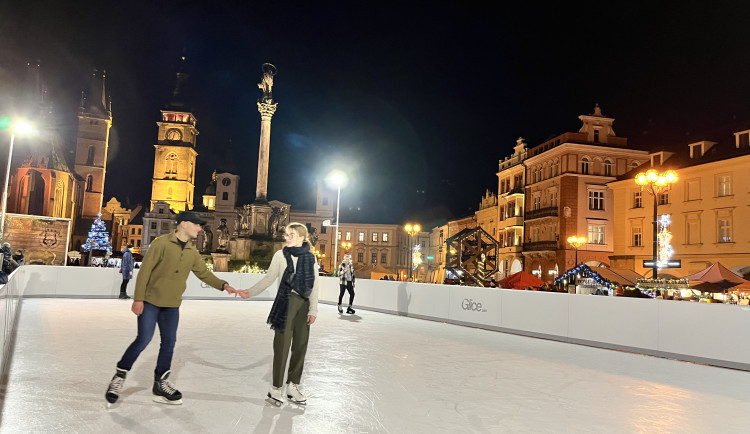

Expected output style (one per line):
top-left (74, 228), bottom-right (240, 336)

top-left (567, 236), bottom-right (587, 266)
top-left (1, 120), bottom-right (36, 240)
top-left (404, 223), bottom-right (421, 281)
top-left (340, 241), bottom-right (352, 259)
top-left (635, 169), bottom-right (678, 278)
top-left (325, 170), bottom-right (347, 276)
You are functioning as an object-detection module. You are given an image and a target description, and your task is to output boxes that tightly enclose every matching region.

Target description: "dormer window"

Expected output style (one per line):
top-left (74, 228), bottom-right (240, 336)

top-left (593, 129), bottom-right (600, 143)
top-left (689, 143), bottom-right (703, 158)
top-left (734, 131), bottom-right (750, 148)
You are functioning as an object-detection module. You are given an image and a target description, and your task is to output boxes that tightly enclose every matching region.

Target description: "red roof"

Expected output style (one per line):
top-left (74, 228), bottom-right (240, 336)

top-left (685, 262), bottom-right (750, 285)
top-left (498, 271), bottom-right (545, 290)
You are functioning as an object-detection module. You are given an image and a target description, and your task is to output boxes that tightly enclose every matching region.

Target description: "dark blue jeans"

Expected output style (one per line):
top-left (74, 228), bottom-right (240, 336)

top-left (117, 302), bottom-right (180, 380)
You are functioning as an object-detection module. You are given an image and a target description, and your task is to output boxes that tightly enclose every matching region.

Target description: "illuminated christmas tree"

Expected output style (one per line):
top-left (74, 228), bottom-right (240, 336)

top-left (82, 213), bottom-right (113, 253)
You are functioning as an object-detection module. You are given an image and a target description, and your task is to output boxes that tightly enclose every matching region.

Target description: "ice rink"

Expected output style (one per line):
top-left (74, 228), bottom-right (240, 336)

top-left (1, 298), bottom-right (749, 433)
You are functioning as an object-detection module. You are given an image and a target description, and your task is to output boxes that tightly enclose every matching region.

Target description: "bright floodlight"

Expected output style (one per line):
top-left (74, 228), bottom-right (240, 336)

top-left (325, 169), bottom-right (348, 189)
top-left (13, 121), bottom-right (36, 136)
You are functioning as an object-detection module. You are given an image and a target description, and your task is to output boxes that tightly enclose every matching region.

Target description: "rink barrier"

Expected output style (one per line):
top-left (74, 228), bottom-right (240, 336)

top-left (5, 265), bottom-right (750, 372)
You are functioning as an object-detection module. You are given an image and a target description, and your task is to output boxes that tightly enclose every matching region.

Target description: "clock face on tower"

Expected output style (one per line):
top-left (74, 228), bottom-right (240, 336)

top-left (221, 177), bottom-right (231, 186)
top-left (166, 128), bottom-right (182, 142)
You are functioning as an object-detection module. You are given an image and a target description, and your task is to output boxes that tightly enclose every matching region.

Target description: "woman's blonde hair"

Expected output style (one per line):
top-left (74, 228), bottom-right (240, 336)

top-left (286, 222), bottom-right (309, 244)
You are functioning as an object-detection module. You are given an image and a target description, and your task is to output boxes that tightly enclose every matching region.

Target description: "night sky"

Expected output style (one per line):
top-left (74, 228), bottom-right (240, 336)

top-left (2, 2), bottom-right (750, 228)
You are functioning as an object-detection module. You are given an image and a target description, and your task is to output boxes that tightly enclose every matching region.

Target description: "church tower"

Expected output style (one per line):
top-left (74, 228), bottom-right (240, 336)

top-left (150, 53), bottom-right (198, 212)
top-left (74, 68), bottom-right (113, 219)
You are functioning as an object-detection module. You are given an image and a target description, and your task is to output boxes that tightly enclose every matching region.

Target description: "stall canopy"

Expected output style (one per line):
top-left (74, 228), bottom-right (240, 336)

top-left (685, 262), bottom-right (750, 287)
top-left (498, 271), bottom-right (544, 289)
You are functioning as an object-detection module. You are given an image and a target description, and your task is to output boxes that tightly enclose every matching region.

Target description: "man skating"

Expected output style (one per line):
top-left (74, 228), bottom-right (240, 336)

top-left (105, 211), bottom-right (248, 405)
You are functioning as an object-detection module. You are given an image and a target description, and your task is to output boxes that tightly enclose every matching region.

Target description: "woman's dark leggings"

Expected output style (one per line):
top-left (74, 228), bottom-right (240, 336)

top-left (338, 281), bottom-right (355, 306)
top-left (120, 279), bottom-right (130, 294)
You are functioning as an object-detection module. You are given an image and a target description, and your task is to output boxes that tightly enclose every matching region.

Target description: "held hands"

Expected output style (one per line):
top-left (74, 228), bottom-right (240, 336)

top-left (224, 283), bottom-right (249, 299)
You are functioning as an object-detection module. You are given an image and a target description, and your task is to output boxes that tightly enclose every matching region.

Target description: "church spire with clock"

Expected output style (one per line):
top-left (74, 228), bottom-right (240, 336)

top-left (150, 50), bottom-right (198, 212)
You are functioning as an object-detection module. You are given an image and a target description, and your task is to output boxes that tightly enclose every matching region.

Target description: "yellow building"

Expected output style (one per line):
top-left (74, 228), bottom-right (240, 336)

top-left (496, 138), bottom-right (527, 278)
top-left (610, 126), bottom-right (750, 278)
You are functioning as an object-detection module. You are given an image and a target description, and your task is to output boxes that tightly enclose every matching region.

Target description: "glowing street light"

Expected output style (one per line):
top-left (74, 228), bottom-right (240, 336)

top-left (1, 120), bottom-right (36, 240)
top-left (635, 168), bottom-right (678, 278)
top-left (325, 169), bottom-right (348, 276)
top-left (567, 236), bottom-right (587, 266)
top-left (404, 223), bottom-right (421, 281)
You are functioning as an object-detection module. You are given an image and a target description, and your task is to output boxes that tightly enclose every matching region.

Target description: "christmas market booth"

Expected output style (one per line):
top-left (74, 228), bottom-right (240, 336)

top-left (555, 264), bottom-right (644, 295)
top-left (684, 262), bottom-right (750, 303)
top-left (497, 271), bottom-right (544, 290)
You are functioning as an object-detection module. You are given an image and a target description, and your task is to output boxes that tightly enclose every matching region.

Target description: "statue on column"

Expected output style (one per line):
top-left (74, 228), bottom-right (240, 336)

top-left (257, 63), bottom-right (277, 103)
top-left (267, 205), bottom-right (289, 238)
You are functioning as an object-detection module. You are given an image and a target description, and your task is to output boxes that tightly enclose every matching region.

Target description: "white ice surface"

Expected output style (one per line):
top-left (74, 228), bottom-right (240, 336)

top-left (1, 299), bottom-right (749, 433)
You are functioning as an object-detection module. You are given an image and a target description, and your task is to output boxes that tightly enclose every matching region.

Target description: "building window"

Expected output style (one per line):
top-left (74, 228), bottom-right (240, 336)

top-left (322, 197), bottom-right (328, 206)
top-left (87, 146), bottom-right (95, 165)
top-left (150, 221), bottom-right (157, 230)
top-left (658, 192), bottom-right (669, 205)
top-left (372, 232), bottom-right (378, 242)
top-left (632, 226), bottom-right (642, 247)
top-left (588, 224), bottom-right (605, 245)
top-left (381, 253), bottom-right (387, 264)
top-left (686, 215), bottom-right (700, 244)
top-left (222, 192), bottom-right (228, 200)
top-left (686, 179), bottom-right (700, 201)
top-left (549, 190), bottom-right (558, 207)
top-left (581, 157), bottom-right (590, 175)
top-left (161, 222), bottom-right (171, 232)
top-left (138, 228), bottom-right (142, 235)
top-left (718, 175), bottom-right (732, 197)
top-left (136, 240), bottom-right (141, 247)
top-left (357, 252), bottom-right (364, 263)
top-left (346, 232), bottom-right (351, 241)
top-left (382, 232), bottom-right (388, 242)
top-left (165, 153), bottom-right (178, 176)
top-left (86, 175), bottom-right (94, 192)
top-left (603, 159), bottom-right (613, 176)
top-left (593, 130), bottom-right (600, 143)
top-left (337, 231), bottom-right (342, 241)
top-left (718, 218), bottom-right (732, 243)
top-left (533, 196), bottom-right (541, 210)
top-left (633, 191), bottom-right (643, 208)
top-left (371, 253), bottom-right (377, 263)
top-left (131, 228), bottom-right (136, 235)
top-left (358, 232), bottom-right (364, 242)
top-left (588, 190), bottom-right (604, 210)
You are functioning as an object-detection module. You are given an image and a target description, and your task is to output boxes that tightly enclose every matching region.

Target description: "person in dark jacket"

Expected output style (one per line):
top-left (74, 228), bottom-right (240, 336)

top-left (119, 244), bottom-right (135, 299)
top-left (337, 254), bottom-right (356, 314)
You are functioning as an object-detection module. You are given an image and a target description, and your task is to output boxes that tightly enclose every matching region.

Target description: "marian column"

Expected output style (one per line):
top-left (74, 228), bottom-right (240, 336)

top-left (255, 63), bottom-right (278, 203)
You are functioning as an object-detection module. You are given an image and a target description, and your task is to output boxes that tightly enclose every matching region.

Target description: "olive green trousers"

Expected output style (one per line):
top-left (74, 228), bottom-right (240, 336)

top-left (272, 292), bottom-right (310, 387)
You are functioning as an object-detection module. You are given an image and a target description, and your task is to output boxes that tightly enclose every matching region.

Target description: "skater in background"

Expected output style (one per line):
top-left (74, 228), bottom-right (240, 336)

top-left (243, 222), bottom-right (319, 406)
top-left (119, 243), bottom-right (134, 299)
top-left (105, 211), bottom-right (248, 406)
top-left (337, 254), bottom-right (356, 314)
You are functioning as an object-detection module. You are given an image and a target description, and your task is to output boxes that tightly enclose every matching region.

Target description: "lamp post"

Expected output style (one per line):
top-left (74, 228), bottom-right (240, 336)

top-left (635, 169), bottom-right (678, 279)
top-left (325, 170), bottom-right (347, 276)
top-left (567, 236), bottom-right (587, 267)
top-left (404, 223), bottom-right (421, 281)
top-left (1, 121), bottom-right (35, 241)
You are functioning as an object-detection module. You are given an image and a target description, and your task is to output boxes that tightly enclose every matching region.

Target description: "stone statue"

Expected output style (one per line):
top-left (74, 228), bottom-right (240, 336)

top-left (217, 221), bottom-right (229, 251)
top-left (257, 63), bottom-right (277, 103)
top-left (308, 226), bottom-right (319, 246)
top-left (241, 205), bottom-right (251, 231)
top-left (267, 205), bottom-right (289, 238)
top-left (202, 225), bottom-right (213, 253)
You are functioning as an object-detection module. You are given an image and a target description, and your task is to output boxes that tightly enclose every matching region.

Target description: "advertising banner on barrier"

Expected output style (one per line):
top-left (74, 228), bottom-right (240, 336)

top-left (448, 286), bottom-right (501, 327)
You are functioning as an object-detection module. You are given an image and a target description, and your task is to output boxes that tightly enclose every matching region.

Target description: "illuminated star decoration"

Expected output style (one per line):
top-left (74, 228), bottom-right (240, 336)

top-left (657, 214), bottom-right (673, 269)
top-left (412, 244), bottom-right (422, 270)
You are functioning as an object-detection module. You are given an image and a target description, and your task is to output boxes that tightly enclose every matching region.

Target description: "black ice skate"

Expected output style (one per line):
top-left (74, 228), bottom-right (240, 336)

top-left (119, 293), bottom-right (131, 300)
top-left (346, 307), bottom-right (356, 314)
top-left (152, 370), bottom-right (183, 405)
top-left (105, 367), bottom-right (128, 405)
top-left (266, 387), bottom-right (284, 407)
top-left (337, 304), bottom-right (343, 314)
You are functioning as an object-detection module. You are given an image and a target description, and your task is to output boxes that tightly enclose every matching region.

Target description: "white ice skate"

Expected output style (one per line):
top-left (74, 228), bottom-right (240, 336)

top-left (286, 382), bottom-right (307, 405)
top-left (266, 386), bottom-right (284, 407)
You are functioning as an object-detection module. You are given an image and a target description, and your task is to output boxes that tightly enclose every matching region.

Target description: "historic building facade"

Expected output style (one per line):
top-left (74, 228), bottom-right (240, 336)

top-left (521, 106), bottom-right (649, 282)
top-left (495, 138), bottom-right (527, 279)
top-left (609, 125), bottom-right (750, 278)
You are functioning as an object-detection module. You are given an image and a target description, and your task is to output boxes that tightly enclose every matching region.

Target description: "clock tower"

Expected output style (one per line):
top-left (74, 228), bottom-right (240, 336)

top-left (150, 54), bottom-right (198, 212)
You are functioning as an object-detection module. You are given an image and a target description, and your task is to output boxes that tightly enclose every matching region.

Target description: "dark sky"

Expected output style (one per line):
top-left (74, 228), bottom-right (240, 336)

top-left (2, 2), bottom-right (750, 228)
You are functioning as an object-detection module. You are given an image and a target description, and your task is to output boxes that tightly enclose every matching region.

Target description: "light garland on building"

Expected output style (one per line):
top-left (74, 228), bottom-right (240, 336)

top-left (412, 244), bottom-right (422, 270)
